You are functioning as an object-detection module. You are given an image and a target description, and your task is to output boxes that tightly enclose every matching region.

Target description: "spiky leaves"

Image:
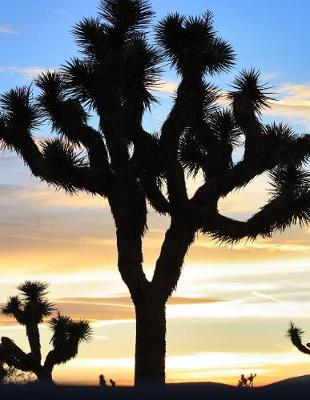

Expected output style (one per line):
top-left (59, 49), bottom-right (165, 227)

top-left (49, 314), bottom-right (92, 348)
top-left (264, 123), bottom-right (297, 148)
top-left (36, 72), bottom-right (88, 140)
top-left (227, 69), bottom-right (273, 158)
top-left (98, 0), bottom-right (154, 34)
top-left (18, 281), bottom-right (49, 302)
top-left (2, 297), bottom-right (24, 324)
top-left (2, 281), bottom-right (54, 325)
top-left (1, 282), bottom-right (91, 382)
top-left (256, 164), bottom-right (310, 233)
top-left (41, 139), bottom-right (100, 194)
top-left (229, 69), bottom-right (272, 115)
top-left (75, 0), bottom-right (154, 60)
top-left (1, 87), bottom-right (39, 132)
top-left (73, 18), bottom-right (109, 60)
top-left (0, 87), bottom-right (40, 153)
top-left (228, 69), bottom-right (272, 151)
top-left (1, 281), bottom-right (54, 367)
top-left (122, 36), bottom-right (161, 112)
top-left (270, 164), bottom-right (310, 200)
top-left (287, 322), bottom-right (310, 355)
top-left (179, 108), bottom-right (241, 179)
top-left (42, 139), bottom-right (87, 170)
top-left (156, 12), bottom-right (235, 76)
top-left (71, 0), bottom-right (159, 117)
top-left (208, 109), bottom-right (241, 147)
top-left (45, 313), bottom-right (92, 367)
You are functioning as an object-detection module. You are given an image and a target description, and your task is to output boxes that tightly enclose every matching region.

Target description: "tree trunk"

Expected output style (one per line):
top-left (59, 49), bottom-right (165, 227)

top-left (26, 323), bottom-right (41, 365)
top-left (134, 296), bottom-right (166, 386)
top-left (36, 368), bottom-right (53, 383)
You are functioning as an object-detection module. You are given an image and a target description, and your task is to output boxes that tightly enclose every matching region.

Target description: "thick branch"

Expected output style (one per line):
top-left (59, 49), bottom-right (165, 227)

top-left (130, 131), bottom-right (171, 214)
top-left (1, 127), bottom-right (111, 195)
top-left (108, 176), bottom-right (149, 297)
top-left (160, 76), bottom-right (205, 208)
top-left (193, 190), bottom-right (310, 243)
top-left (97, 96), bottom-right (129, 171)
top-left (192, 134), bottom-right (310, 205)
top-left (25, 324), bottom-right (41, 366)
top-left (152, 218), bottom-right (196, 299)
top-left (0, 337), bottom-right (32, 372)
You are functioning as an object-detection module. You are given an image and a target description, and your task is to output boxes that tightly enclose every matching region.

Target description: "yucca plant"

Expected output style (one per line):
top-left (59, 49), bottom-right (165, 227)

top-left (287, 322), bottom-right (310, 356)
top-left (0, 0), bottom-right (309, 385)
top-left (0, 282), bottom-right (91, 382)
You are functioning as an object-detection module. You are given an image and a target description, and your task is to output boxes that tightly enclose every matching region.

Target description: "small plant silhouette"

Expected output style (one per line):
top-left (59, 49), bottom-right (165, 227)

top-left (0, 281), bottom-right (91, 383)
top-left (287, 322), bottom-right (310, 355)
top-left (0, 365), bottom-right (35, 384)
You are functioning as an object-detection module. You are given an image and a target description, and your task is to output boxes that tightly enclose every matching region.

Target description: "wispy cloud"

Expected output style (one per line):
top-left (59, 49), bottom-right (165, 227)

top-left (155, 79), bottom-right (310, 128)
top-left (267, 83), bottom-right (310, 128)
top-left (0, 25), bottom-right (18, 34)
top-left (152, 81), bottom-right (179, 94)
top-left (0, 66), bottom-right (55, 80)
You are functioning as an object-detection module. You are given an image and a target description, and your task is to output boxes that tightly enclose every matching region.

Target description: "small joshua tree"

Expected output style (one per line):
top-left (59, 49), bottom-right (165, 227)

top-left (288, 322), bottom-right (310, 356)
top-left (0, 281), bottom-right (91, 382)
top-left (0, 0), bottom-right (309, 385)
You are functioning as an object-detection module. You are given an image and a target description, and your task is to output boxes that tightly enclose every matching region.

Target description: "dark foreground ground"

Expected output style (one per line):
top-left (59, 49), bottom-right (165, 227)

top-left (1, 375), bottom-right (310, 400)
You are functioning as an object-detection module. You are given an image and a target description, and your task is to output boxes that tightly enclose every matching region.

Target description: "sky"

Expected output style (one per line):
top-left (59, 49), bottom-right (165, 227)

top-left (0, 0), bottom-right (310, 387)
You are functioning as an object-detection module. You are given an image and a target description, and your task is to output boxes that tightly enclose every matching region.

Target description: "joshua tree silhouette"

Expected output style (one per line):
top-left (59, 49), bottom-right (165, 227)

top-left (0, 281), bottom-right (91, 383)
top-left (0, 0), bottom-right (309, 385)
top-left (288, 322), bottom-right (310, 356)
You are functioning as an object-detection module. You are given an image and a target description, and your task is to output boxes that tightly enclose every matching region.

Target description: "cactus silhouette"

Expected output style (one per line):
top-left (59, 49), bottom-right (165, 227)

top-left (0, 0), bottom-right (309, 385)
top-left (288, 322), bottom-right (310, 355)
top-left (0, 281), bottom-right (91, 382)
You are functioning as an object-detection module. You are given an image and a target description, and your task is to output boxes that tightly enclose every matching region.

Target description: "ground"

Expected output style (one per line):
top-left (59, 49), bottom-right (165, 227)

top-left (1, 375), bottom-right (309, 399)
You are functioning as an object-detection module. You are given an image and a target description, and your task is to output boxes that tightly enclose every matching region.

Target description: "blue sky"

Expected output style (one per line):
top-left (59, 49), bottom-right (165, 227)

top-left (1, 0), bottom-right (309, 133)
top-left (1, 0), bottom-right (309, 88)
top-left (0, 0), bottom-right (309, 386)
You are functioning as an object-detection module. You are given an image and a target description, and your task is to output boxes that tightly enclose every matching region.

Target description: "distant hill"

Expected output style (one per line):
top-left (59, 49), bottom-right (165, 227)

top-left (1, 376), bottom-right (310, 400)
top-left (265, 374), bottom-right (310, 388)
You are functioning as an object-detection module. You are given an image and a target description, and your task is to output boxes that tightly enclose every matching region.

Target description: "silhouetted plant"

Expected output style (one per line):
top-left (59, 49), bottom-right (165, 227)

top-left (1, 365), bottom-right (35, 385)
top-left (0, 0), bottom-right (309, 385)
top-left (0, 281), bottom-right (91, 382)
top-left (287, 322), bottom-right (310, 355)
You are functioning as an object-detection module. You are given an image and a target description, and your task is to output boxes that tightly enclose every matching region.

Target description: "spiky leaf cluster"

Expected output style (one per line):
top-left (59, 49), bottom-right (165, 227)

top-left (48, 313), bottom-right (92, 364)
top-left (270, 164), bottom-right (310, 199)
top-left (98, 0), bottom-right (154, 33)
top-left (208, 109), bottom-right (241, 146)
top-left (2, 281), bottom-right (54, 325)
top-left (287, 322), bottom-right (310, 355)
top-left (156, 12), bottom-right (235, 75)
top-left (0, 87), bottom-right (39, 131)
top-left (229, 69), bottom-right (272, 115)
top-left (264, 123), bottom-right (297, 148)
